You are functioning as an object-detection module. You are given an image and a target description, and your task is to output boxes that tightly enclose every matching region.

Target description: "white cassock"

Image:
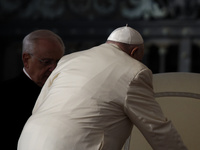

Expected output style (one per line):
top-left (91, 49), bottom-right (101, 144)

top-left (18, 43), bottom-right (187, 150)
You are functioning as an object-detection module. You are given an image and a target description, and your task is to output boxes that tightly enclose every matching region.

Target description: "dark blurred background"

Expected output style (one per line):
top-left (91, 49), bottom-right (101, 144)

top-left (1, 0), bottom-right (200, 82)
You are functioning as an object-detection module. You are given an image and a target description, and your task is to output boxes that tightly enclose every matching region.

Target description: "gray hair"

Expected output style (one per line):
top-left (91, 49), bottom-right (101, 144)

top-left (22, 29), bottom-right (65, 54)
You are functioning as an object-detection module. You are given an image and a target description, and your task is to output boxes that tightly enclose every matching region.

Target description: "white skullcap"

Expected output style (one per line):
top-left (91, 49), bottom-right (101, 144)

top-left (107, 25), bottom-right (143, 45)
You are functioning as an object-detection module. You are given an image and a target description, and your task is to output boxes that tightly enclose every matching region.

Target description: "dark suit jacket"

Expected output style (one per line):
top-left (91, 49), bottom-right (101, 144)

top-left (1, 71), bottom-right (41, 150)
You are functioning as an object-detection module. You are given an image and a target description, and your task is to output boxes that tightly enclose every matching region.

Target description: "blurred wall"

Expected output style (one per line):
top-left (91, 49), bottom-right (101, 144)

top-left (1, 0), bottom-right (200, 82)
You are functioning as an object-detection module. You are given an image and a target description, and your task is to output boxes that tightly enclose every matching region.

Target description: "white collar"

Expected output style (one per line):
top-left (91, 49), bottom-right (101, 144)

top-left (23, 68), bottom-right (32, 80)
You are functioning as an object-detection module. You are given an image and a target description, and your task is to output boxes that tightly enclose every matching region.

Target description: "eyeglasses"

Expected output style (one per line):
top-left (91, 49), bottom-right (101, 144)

top-left (30, 54), bottom-right (58, 66)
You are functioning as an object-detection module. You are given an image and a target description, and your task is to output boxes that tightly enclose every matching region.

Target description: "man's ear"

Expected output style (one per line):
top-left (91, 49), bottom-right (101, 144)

top-left (22, 53), bottom-right (31, 68)
top-left (130, 47), bottom-right (138, 57)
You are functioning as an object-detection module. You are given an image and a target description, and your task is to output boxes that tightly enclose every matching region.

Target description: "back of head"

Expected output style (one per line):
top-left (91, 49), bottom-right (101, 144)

top-left (107, 25), bottom-right (144, 61)
top-left (107, 25), bottom-right (143, 45)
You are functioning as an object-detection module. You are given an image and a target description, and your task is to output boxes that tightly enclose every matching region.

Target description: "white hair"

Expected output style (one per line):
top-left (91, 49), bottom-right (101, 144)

top-left (22, 29), bottom-right (65, 54)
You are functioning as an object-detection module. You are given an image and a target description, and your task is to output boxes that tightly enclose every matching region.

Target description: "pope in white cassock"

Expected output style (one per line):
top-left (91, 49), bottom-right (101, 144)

top-left (17, 25), bottom-right (187, 150)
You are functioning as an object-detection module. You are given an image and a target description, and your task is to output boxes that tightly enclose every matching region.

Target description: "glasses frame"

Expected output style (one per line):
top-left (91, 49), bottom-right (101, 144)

top-left (29, 54), bottom-right (57, 66)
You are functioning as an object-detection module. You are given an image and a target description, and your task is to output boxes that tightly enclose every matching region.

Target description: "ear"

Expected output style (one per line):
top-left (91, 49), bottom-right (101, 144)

top-left (130, 47), bottom-right (138, 57)
top-left (22, 53), bottom-right (31, 68)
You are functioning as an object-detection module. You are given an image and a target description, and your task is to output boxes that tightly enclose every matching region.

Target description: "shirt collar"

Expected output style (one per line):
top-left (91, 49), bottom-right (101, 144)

top-left (23, 68), bottom-right (32, 80)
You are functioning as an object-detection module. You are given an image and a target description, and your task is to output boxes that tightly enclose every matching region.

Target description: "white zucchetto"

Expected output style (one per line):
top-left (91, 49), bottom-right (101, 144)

top-left (107, 25), bottom-right (143, 45)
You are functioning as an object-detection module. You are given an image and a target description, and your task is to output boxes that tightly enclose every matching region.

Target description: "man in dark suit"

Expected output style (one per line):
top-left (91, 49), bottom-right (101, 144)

top-left (1, 29), bottom-right (65, 149)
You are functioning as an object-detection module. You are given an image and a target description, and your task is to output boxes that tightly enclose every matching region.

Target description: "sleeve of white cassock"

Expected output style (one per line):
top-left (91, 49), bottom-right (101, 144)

top-left (124, 68), bottom-right (188, 150)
